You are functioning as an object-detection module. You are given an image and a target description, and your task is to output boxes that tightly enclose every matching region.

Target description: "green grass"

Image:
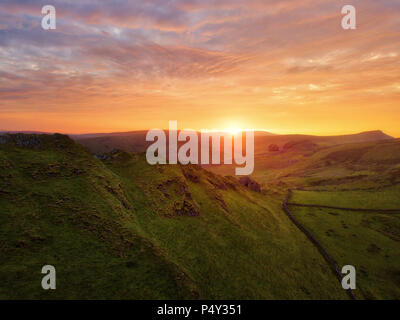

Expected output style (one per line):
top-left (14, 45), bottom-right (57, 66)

top-left (103, 152), bottom-right (347, 299)
top-left (291, 187), bottom-right (400, 210)
top-left (288, 205), bottom-right (400, 299)
top-left (0, 134), bottom-right (349, 299)
top-left (252, 139), bottom-right (400, 191)
top-left (0, 135), bottom-right (197, 299)
top-left (3, 133), bottom-right (399, 299)
top-left (252, 137), bottom-right (400, 300)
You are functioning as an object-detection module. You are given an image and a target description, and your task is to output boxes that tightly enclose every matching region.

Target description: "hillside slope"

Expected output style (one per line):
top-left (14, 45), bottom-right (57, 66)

top-left (0, 134), bottom-right (198, 299)
top-left (267, 138), bottom-right (400, 190)
top-left (262, 138), bottom-right (400, 300)
top-left (0, 134), bottom-right (348, 299)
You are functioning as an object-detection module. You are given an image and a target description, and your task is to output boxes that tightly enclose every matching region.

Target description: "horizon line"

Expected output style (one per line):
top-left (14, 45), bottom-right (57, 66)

top-left (0, 129), bottom-right (396, 139)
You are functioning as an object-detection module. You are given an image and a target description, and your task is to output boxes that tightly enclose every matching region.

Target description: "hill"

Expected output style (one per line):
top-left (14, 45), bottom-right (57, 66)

top-left (0, 133), bottom-right (348, 299)
top-left (70, 130), bottom-right (393, 155)
top-left (264, 138), bottom-right (400, 190)
top-left (258, 138), bottom-right (400, 300)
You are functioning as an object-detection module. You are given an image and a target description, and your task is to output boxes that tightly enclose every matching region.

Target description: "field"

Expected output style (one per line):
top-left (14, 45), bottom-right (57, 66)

top-left (290, 187), bottom-right (400, 210)
top-left (280, 144), bottom-right (400, 300)
top-left (287, 204), bottom-right (400, 299)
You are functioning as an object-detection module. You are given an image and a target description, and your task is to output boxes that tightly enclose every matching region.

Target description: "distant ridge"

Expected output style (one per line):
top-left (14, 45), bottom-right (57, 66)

top-left (68, 129), bottom-right (393, 155)
top-left (0, 129), bottom-right (392, 139)
top-left (319, 130), bottom-right (393, 141)
top-left (0, 130), bottom-right (51, 135)
top-left (1, 130), bottom-right (393, 155)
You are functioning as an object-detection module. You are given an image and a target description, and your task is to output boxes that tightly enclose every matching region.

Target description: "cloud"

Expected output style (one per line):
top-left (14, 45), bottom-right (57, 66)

top-left (0, 1), bottom-right (399, 134)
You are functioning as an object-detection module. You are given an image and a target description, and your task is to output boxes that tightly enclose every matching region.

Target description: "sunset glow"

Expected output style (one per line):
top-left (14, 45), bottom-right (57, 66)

top-left (0, 1), bottom-right (399, 136)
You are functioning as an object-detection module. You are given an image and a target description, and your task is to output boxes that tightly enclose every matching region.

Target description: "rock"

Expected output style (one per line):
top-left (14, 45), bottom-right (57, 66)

top-left (214, 192), bottom-right (230, 213)
top-left (0, 134), bottom-right (42, 148)
top-left (238, 177), bottom-right (261, 192)
top-left (182, 166), bottom-right (201, 183)
top-left (174, 200), bottom-right (200, 217)
top-left (207, 178), bottom-right (227, 190)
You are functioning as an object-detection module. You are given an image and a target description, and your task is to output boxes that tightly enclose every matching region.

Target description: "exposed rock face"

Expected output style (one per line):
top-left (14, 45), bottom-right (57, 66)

top-left (223, 176), bottom-right (239, 190)
top-left (0, 133), bottom-right (75, 150)
top-left (174, 200), bottom-right (200, 217)
top-left (238, 177), bottom-right (261, 192)
top-left (213, 192), bottom-right (230, 213)
top-left (181, 165), bottom-right (238, 191)
top-left (0, 133), bottom-right (43, 148)
top-left (207, 178), bottom-right (227, 190)
top-left (268, 144), bottom-right (280, 152)
top-left (105, 184), bottom-right (132, 210)
top-left (181, 166), bottom-right (201, 183)
top-left (157, 177), bottom-right (201, 217)
top-left (95, 149), bottom-right (119, 160)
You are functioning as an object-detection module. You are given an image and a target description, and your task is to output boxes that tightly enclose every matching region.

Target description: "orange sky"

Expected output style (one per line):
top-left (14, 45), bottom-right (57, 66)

top-left (0, 1), bottom-right (399, 136)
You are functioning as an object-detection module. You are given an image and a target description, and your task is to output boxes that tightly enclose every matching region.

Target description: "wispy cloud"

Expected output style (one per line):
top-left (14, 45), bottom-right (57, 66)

top-left (0, 0), bottom-right (399, 135)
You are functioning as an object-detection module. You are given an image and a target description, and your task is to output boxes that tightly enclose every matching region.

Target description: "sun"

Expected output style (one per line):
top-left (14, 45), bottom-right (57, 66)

top-left (225, 128), bottom-right (242, 135)
top-left (223, 122), bottom-right (244, 135)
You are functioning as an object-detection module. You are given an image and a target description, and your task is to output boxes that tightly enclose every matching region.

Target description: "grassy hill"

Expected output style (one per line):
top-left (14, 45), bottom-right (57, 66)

top-left (260, 138), bottom-right (400, 190)
top-left (0, 134), bottom-right (198, 299)
top-left (0, 133), bottom-right (349, 299)
top-left (262, 138), bottom-right (400, 300)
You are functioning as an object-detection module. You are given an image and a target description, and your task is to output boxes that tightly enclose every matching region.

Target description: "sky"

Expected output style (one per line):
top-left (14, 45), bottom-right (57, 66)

top-left (0, 0), bottom-right (399, 136)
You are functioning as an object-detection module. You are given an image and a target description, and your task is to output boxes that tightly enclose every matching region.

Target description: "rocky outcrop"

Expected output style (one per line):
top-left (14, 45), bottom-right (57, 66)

top-left (238, 177), bottom-right (261, 192)
top-left (157, 177), bottom-right (201, 217)
top-left (181, 166), bottom-right (201, 183)
top-left (0, 133), bottom-right (75, 150)
top-left (173, 200), bottom-right (200, 217)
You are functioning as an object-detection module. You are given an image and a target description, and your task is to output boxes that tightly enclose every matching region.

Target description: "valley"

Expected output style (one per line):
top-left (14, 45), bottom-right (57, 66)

top-left (0, 130), bottom-right (399, 299)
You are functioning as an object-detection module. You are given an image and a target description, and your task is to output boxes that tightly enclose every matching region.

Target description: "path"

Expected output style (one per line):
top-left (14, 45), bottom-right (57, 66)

top-left (282, 190), bottom-right (357, 300)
